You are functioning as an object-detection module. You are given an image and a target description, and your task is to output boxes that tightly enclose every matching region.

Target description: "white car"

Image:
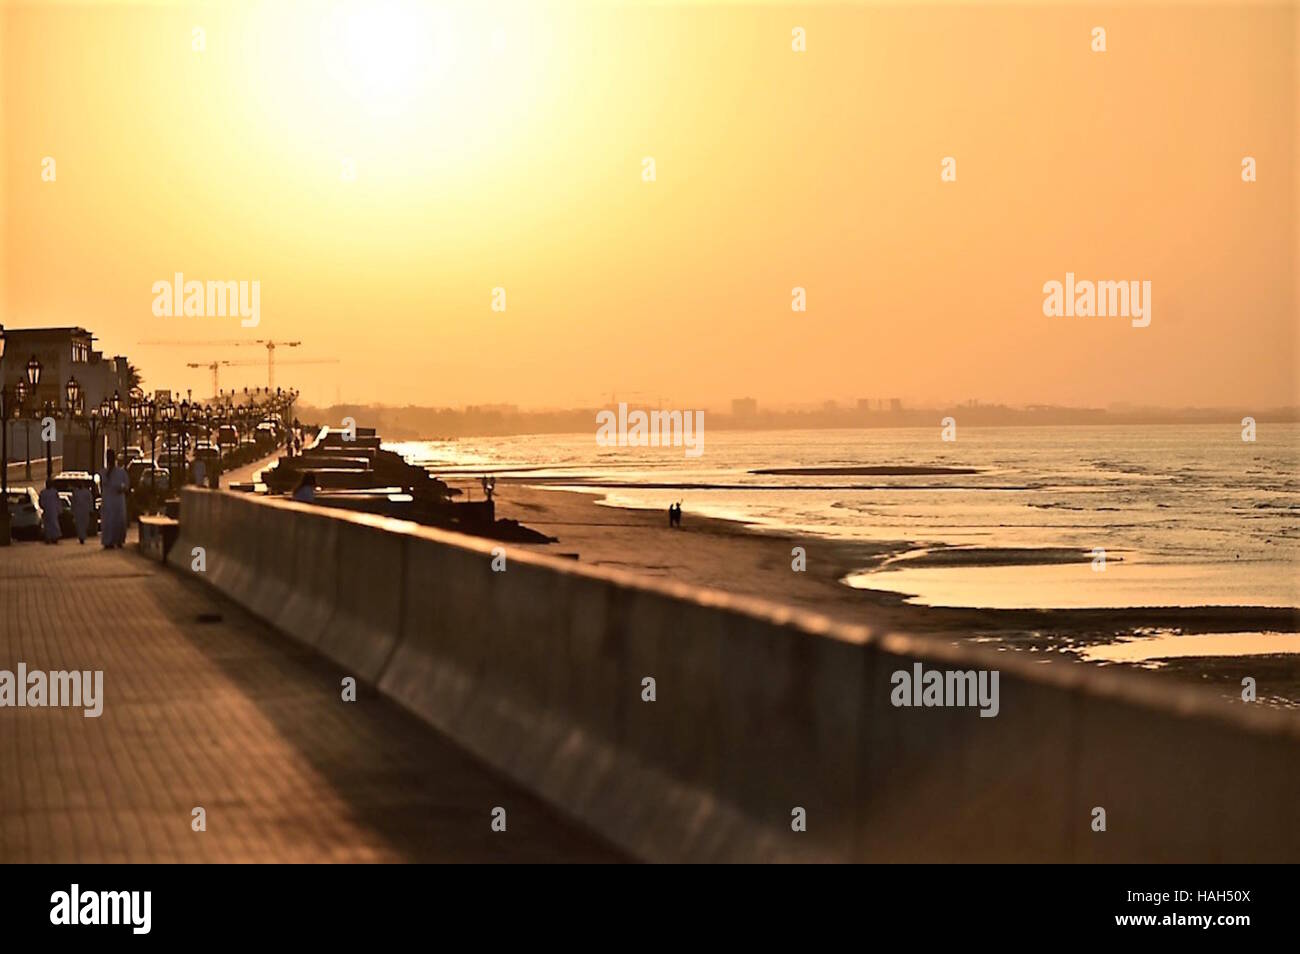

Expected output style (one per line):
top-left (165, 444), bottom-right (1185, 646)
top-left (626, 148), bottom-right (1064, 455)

top-left (5, 488), bottom-right (42, 539)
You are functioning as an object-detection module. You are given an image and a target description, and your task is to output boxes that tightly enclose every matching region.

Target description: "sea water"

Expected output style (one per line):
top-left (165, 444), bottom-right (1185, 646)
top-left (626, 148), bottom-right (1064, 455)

top-left (392, 423), bottom-right (1299, 610)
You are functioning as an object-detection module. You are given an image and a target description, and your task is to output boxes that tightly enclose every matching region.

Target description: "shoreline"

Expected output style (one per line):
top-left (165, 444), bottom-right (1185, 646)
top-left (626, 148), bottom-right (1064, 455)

top-left (461, 477), bottom-right (1300, 705)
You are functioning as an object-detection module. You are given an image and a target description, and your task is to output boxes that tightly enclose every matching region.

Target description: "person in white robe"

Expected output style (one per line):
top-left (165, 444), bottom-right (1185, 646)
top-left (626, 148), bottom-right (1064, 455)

top-left (37, 480), bottom-right (62, 544)
top-left (99, 449), bottom-right (130, 549)
top-left (71, 485), bottom-right (93, 544)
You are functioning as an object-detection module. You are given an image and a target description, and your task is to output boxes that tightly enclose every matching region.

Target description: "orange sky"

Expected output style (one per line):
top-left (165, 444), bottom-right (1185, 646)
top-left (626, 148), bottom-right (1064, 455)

top-left (2, 0), bottom-right (1296, 410)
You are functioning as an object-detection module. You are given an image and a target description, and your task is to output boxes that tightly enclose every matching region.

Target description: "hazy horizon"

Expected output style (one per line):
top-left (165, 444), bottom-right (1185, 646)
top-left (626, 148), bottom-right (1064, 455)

top-left (3, 1), bottom-right (1296, 409)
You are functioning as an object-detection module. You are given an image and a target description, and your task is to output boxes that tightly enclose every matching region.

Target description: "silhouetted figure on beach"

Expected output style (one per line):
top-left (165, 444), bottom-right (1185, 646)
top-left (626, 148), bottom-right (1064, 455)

top-left (668, 502), bottom-right (682, 528)
top-left (38, 480), bottom-right (62, 544)
top-left (71, 485), bottom-right (93, 544)
top-left (99, 449), bottom-right (129, 549)
top-left (292, 471), bottom-right (316, 503)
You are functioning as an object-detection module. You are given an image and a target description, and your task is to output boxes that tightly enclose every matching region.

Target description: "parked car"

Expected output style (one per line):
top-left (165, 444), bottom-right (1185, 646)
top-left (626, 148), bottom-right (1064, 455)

top-left (137, 467), bottom-right (171, 492)
top-left (191, 444), bottom-right (221, 482)
top-left (127, 459), bottom-right (156, 489)
top-left (155, 449), bottom-right (187, 477)
top-left (123, 446), bottom-right (145, 464)
top-left (49, 471), bottom-right (100, 500)
top-left (4, 488), bottom-right (42, 540)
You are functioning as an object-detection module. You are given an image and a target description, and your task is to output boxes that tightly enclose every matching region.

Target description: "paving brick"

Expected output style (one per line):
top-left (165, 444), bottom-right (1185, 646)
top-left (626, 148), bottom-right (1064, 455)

top-left (0, 536), bottom-right (625, 862)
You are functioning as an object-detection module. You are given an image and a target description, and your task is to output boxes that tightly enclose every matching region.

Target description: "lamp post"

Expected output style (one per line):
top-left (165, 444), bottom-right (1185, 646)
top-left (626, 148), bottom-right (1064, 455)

top-left (214, 404), bottom-right (227, 458)
top-left (24, 357), bottom-right (41, 480)
top-left (145, 399), bottom-right (158, 475)
top-left (85, 407), bottom-right (100, 473)
top-left (110, 390), bottom-right (124, 453)
top-left (41, 399), bottom-right (55, 479)
top-left (132, 400), bottom-right (147, 465)
top-left (65, 377), bottom-right (81, 476)
top-left (161, 400), bottom-right (175, 492)
top-left (126, 399), bottom-right (138, 463)
top-left (0, 383), bottom-right (8, 494)
top-left (179, 400), bottom-right (192, 484)
top-left (14, 379), bottom-right (29, 481)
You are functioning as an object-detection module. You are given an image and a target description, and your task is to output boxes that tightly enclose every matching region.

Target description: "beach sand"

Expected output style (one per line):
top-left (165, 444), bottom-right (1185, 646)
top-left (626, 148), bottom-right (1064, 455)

top-left (464, 478), bottom-right (1300, 706)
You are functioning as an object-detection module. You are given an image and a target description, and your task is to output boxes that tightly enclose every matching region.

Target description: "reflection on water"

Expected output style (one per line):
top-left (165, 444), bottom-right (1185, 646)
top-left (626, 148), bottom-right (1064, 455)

top-left (844, 560), bottom-right (1298, 610)
top-left (1074, 630), bottom-right (1300, 665)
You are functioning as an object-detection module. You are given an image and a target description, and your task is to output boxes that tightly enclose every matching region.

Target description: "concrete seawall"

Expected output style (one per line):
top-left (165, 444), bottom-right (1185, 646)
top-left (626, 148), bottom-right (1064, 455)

top-left (168, 488), bottom-right (1300, 862)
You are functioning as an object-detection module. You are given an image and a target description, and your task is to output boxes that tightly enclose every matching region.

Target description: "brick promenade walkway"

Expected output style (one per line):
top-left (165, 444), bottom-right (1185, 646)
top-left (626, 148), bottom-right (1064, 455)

top-left (0, 535), bottom-right (624, 862)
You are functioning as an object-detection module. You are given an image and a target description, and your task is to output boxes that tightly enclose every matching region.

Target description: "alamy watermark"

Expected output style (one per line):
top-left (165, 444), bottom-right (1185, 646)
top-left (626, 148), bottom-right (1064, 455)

top-left (596, 402), bottom-right (704, 458)
top-left (0, 664), bottom-right (103, 717)
top-left (50, 884), bottom-right (150, 934)
top-left (1043, 272), bottom-right (1151, 328)
top-left (891, 663), bottom-right (999, 718)
top-left (151, 272), bottom-right (260, 327)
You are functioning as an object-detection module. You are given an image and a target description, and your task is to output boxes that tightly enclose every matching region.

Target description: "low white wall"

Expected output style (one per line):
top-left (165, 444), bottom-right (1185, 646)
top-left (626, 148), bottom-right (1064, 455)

top-left (169, 488), bottom-right (1300, 862)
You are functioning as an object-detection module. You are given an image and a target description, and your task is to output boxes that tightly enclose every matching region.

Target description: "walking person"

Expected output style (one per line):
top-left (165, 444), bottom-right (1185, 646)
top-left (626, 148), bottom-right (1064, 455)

top-left (71, 484), bottom-right (93, 544)
top-left (37, 479), bottom-right (62, 544)
top-left (99, 449), bottom-right (129, 549)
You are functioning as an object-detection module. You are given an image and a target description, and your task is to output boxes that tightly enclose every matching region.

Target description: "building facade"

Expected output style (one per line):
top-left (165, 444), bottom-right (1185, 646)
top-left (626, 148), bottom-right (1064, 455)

top-left (0, 325), bottom-right (134, 468)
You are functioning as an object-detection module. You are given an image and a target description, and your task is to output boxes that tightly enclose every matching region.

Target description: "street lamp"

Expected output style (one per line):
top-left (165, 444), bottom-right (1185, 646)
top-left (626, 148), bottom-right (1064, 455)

top-left (180, 400), bottom-right (192, 483)
top-left (109, 389), bottom-right (124, 453)
top-left (25, 357), bottom-right (43, 479)
top-left (14, 379), bottom-right (31, 481)
top-left (130, 400), bottom-right (144, 470)
top-left (40, 398), bottom-right (54, 479)
top-left (47, 375), bottom-right (79, 481)
top-left (161, 401), bottom-right (176, 492)
top-left (145, 399), bottom-right (158, 473)
top-left (85, 407), bottom-right (101, 473)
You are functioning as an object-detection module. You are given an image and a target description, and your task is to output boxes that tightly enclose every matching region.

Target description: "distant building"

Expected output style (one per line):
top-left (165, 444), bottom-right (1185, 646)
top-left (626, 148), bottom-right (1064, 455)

top-left (857, 397), bottom-right (901, 412)
top-left (731, 397), bottom-right (758, 417)
top-left (0, 325), bottom-right (133, 465)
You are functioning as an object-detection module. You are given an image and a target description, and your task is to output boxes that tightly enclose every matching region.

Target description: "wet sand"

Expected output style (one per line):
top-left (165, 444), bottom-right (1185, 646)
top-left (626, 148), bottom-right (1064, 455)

top-left (464, 478), bottom-right (1300, 706)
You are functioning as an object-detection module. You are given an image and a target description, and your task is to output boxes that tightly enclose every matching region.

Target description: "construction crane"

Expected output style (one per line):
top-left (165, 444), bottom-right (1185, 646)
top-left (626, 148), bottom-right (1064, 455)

top-left (187, 358), bottom-right (339, 398)
top-left (139, 339), bottom-right (305, 389)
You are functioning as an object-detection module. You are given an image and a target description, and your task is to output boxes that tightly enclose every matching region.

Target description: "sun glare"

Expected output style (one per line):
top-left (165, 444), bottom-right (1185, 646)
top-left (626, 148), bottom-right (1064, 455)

top-left (323, 0), bottom-right (452, 116)
top-left (241, 0), bottom-right (550, 183)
